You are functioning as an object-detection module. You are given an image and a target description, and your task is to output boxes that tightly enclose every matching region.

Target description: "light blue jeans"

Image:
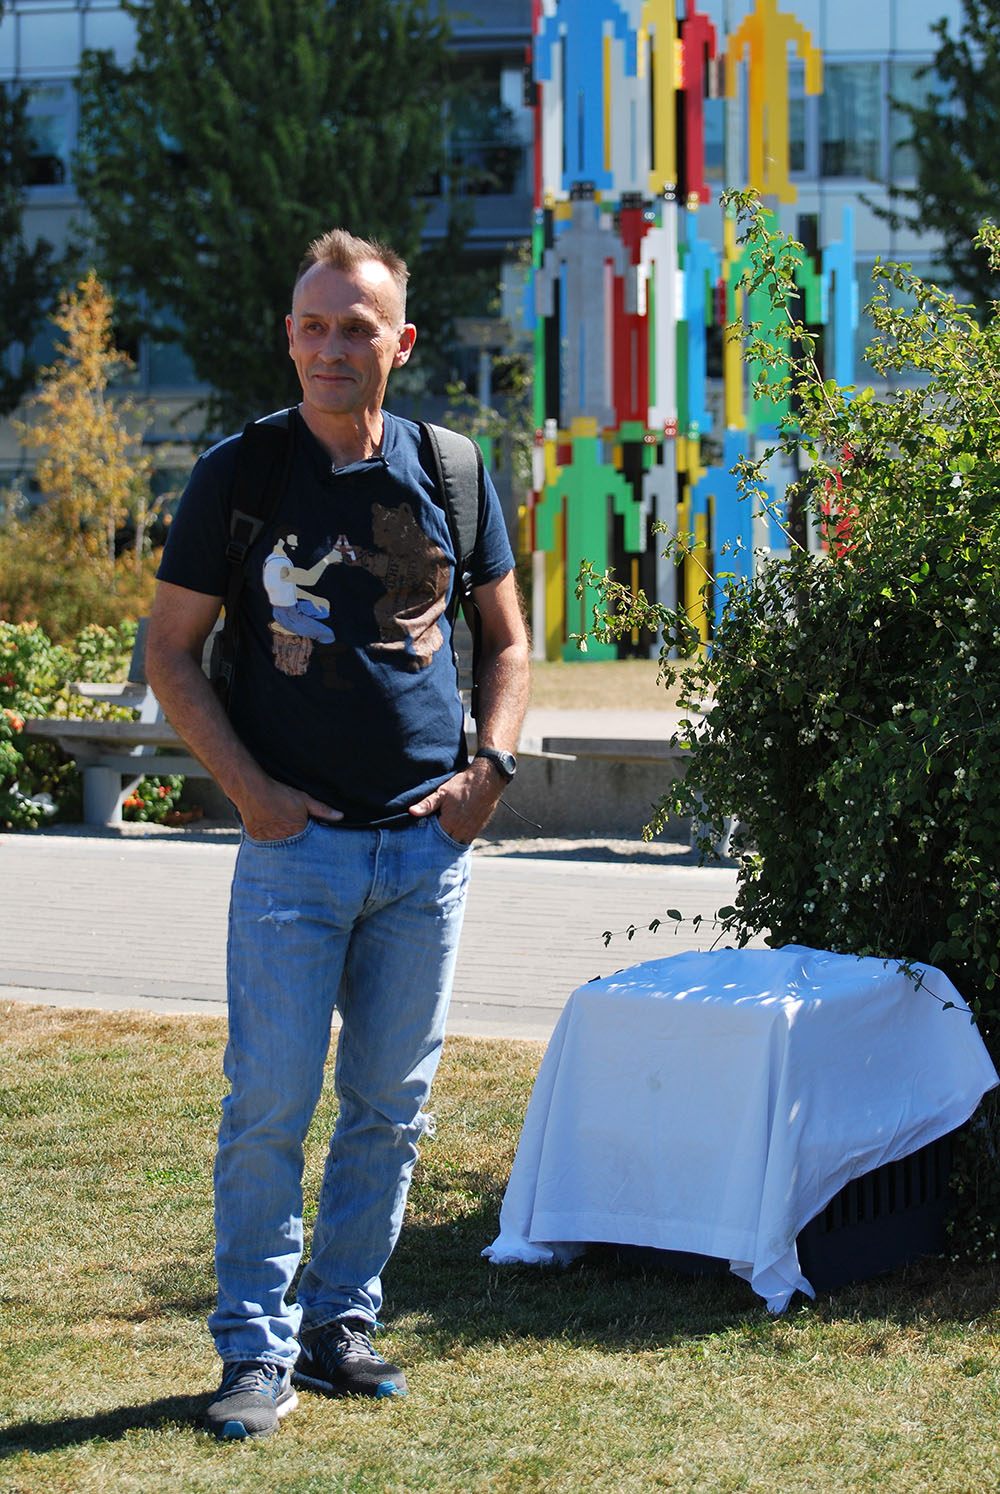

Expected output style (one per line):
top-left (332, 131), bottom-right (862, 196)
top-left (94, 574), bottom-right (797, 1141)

top-left (208, 815), bottom-right (472, 1366)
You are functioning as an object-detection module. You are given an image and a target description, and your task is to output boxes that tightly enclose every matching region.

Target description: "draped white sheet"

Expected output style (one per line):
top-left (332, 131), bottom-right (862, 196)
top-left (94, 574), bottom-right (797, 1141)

top-left (483, 946), bottom-right (999, 1312)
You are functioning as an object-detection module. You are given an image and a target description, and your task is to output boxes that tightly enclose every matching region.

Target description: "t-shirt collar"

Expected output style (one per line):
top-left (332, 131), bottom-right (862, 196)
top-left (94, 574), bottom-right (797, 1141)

top-left (293, 406), bottom-right (396, 481)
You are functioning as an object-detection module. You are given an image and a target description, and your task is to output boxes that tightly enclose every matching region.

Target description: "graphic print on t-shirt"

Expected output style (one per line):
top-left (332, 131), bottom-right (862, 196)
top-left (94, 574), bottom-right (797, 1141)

top-left (262, 531), bottom-right (356, 676)
top-left (347, 502), bottom-right (450, 670)
top-left (262, 504), bottom-right (448, 678)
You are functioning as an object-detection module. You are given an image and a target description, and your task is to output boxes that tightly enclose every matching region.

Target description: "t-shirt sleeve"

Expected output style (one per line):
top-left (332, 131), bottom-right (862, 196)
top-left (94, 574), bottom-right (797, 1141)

top-left (469, 468), bottom-right (516, 588)
top-left (156, 438), bottom-right (240, 596)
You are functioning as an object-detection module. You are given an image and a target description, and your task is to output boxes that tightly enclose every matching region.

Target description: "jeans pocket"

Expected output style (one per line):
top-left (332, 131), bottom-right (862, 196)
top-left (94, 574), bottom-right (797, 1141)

top-left (427, 814), bottom-right (473, 855)
top-left (242, 818), bottom-right (318, 850)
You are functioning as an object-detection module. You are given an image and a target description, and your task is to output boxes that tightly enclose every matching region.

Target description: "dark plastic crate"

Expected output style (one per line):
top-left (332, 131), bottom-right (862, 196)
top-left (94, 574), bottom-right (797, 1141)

top-left (797, 1129), bottom-right (953, 1291)
top-left (596, 1130), bottom-right (954, 1295)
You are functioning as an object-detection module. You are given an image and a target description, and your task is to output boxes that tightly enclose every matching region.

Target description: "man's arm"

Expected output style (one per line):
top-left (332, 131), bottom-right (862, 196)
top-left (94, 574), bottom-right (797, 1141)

top-left (408, 569), bottom-right (530, 843)
top-left (145, 580), bottom-right (342, 840)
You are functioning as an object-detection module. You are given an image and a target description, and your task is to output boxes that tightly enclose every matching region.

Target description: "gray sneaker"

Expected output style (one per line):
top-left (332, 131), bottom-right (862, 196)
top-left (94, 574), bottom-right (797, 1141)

top-left (293, 1318), bottom-right (408, 1399)
top-left (204, 1359), bottom-right (298, 1440)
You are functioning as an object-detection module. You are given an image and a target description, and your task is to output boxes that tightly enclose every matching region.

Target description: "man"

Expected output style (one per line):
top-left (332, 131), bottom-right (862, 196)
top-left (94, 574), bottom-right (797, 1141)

top-left (146, 228), bottom-right (529, 1441)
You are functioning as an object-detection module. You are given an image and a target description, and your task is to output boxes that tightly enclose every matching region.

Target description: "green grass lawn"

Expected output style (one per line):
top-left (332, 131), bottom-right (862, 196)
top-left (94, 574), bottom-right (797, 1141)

top-left (3, 1002), bottom-right (1000, 1493)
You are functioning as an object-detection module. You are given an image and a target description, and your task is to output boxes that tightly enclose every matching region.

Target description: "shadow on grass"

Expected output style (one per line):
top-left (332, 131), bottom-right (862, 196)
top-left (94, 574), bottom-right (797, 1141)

top-left (139, 1259), bottom-right (214, 1319)
top-left (0, 1394), bottom-right (205, 1457)
top-left (385, 1193), bottom-right (758, 1356)
top-left (387, 1187), bottom-right (1000, 1353)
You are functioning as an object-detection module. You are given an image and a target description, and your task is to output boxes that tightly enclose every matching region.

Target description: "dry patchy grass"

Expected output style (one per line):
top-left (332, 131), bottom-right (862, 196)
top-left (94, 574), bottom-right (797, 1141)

top-left (528, 658), bottom-right (692, 712)
top-left (2, 1002), bottom-right (1000, 1493)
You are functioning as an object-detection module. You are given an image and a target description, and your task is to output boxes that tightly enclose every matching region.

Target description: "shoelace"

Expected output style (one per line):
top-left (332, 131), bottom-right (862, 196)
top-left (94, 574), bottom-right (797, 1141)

top-left (222, 1360), bottom-right (283, 1396)
top-left (328, 1322), bottom-right (385, 1365)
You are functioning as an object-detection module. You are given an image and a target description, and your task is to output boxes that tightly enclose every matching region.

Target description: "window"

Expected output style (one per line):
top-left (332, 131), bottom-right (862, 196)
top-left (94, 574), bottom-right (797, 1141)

top-left (889, 61), bottom-right (937, 182)
top-left (147, 336), bottom-right (200, 390)
top-left (820, 62), bottom-right (881, 180)
top-left (449, 84), bottom-right (528, 195)
top-left (25, 79), bottom-right (75, 187)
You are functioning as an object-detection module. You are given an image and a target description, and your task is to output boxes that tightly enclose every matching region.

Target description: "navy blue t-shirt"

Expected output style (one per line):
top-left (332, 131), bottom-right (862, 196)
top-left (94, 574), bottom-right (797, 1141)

top-left (158, 408), bottom-right (514, 827)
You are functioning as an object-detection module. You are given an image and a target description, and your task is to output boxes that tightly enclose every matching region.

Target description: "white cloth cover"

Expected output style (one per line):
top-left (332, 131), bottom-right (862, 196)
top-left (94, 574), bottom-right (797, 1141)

top-left (483, 946), bottom-right (999, 1312)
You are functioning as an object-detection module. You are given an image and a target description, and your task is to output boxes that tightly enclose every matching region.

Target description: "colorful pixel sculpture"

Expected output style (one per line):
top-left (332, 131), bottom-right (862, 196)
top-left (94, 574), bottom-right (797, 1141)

top-left (525, 0), bottom-right (855, 659)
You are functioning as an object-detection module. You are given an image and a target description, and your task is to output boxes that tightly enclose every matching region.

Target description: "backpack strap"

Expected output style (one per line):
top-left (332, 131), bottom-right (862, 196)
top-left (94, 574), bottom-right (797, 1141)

top-left (419, 421), bottom-right (485, 721)
top-left (210, 409), bottom-right (295, 708)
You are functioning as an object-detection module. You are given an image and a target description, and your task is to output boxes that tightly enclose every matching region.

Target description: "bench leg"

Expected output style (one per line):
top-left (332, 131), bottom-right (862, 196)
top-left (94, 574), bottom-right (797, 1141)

top-left (83, 767), bottom-right (140, 827)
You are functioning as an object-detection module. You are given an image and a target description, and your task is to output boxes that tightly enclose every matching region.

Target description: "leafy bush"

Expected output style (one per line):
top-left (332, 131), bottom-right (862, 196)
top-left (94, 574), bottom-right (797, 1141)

top-left (72, 620), bottom-right (138, 683)
top-left (122, 774), bottom-right (185, 824)
top-left (0, 619), bottom-right (138, 827)
top-left (584, 196), bottom-right (1000, 1251)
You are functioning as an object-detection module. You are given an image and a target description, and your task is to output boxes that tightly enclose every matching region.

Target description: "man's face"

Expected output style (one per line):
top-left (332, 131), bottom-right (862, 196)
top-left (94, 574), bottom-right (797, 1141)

top-left (286, 261), bottom-right (415, 423)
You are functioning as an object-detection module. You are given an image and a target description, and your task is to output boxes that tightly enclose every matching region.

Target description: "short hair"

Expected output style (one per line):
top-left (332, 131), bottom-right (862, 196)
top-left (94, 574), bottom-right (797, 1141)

top-left (294, 228), bottom-right (409, 324)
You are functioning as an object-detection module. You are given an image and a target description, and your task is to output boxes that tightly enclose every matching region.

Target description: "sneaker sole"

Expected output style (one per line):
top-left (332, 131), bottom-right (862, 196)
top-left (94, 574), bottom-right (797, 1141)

top-left (211, 1389), bottom-right (298, 1440)
top-left (292, 1369), bottom-right (406, 1400)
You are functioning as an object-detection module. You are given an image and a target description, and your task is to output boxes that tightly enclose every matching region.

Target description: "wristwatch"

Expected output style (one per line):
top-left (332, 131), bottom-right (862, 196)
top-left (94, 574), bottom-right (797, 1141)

top-left (475, 747), bottom-right (517, 782)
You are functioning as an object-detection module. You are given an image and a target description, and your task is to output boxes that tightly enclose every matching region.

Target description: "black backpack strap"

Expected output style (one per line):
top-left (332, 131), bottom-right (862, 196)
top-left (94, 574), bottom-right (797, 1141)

top-left (211, 409), bottom-right (295, 708)
top-left (419, 421), bottom-right (485, 720)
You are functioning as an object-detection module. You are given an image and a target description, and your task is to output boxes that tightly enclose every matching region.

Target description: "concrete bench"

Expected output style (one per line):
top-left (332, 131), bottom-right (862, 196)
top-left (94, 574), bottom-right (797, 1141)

top-left (22, 619), bottom-right (208, 827)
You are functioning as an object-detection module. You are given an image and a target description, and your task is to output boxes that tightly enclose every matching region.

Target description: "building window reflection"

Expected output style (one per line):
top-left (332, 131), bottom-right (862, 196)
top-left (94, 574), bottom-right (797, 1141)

top-left (890, 61), bottom-right (939, 181)
top-left (25, 79), bottom-right (76, 187)
top-left (821, 61), bottom-right (881, 180)
top-left (439, 61), bottom-right (531, 198)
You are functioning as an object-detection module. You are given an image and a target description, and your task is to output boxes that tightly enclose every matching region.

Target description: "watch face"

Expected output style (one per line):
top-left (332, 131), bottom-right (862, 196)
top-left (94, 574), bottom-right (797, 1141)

top-left (479, 748), bottom-right (516, 779)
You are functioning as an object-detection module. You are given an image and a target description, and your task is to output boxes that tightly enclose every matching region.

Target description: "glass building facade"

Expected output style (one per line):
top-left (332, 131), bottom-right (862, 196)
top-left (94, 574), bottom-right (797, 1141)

top-left (0, 0), bottom-right (970, 481)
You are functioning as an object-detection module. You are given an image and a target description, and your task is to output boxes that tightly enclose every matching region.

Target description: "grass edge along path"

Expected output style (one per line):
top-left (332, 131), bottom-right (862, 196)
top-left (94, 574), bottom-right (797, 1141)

top-left (2, 1002), bottom-right (999, 1493)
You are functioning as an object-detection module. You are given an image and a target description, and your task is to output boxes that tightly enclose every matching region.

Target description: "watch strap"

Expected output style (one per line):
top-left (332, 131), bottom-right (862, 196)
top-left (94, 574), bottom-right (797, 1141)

top-left (474, 747), bottom-right (516, 781)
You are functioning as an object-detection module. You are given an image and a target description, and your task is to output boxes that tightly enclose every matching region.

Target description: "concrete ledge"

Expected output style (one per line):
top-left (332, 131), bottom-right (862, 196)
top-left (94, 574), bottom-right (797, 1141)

top-left (540, 736), bottom-right (684, 765)
top-left (499, 749), bottom-right (686, 840)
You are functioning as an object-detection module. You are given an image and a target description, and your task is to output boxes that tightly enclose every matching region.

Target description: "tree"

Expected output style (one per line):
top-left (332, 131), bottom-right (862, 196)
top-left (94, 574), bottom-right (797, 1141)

top-left (0, 4), bottom-right (55, 415)
top-left (885, 0), bottom-right (1000, 309)
top-left (74, 0), bottom-right (456, 432)
top-left (17, 270), bottom-right (154, 588)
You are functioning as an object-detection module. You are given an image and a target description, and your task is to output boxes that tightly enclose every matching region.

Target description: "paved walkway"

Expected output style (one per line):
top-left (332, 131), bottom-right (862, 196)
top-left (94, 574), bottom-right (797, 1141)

top-left (0, 829), bottom-right (751, 1042)
top-left (2, 706), bottom-right (749, 1041)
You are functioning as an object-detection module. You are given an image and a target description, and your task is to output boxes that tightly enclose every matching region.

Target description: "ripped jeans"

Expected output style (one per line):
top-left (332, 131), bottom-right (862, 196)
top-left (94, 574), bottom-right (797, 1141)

top-left (208, 815), bottom-right (471, 1366)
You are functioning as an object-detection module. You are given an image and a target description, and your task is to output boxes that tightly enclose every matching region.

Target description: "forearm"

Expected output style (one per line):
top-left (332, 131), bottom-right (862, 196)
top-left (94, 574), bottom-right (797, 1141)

top-left (473, 635), bottom-right (530, 754)
top-left (145, 643), bottom-right (271, 812)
